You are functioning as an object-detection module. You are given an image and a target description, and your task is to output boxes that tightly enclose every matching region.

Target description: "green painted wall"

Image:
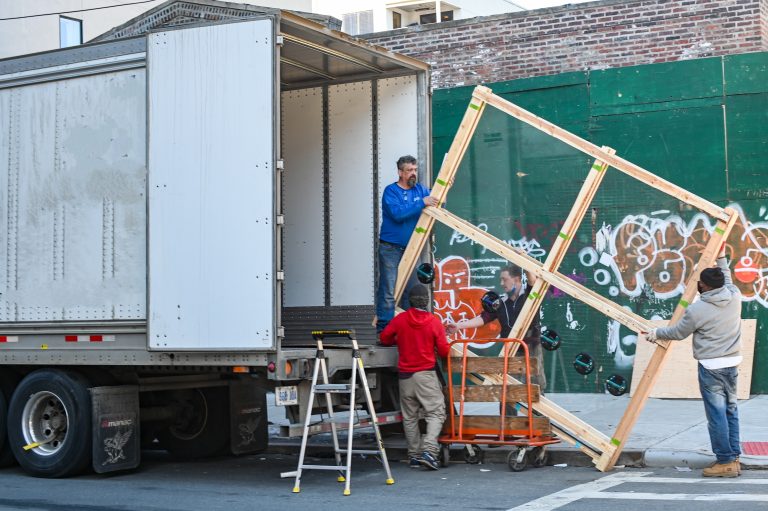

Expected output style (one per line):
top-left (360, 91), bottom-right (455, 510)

top-left (431, 52), bottom-right (768, 394)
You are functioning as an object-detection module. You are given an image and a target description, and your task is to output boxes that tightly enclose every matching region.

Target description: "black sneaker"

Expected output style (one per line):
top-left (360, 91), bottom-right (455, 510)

top-left (409, 457), bottom-right (422, 469)
top-left (419, 451), bottom-right (439, 470)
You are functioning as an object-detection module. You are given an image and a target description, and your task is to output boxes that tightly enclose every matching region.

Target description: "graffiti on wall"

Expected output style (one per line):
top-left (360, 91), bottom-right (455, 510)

top-left (579, 203), bottom-right (768, 307)
top-left (434, 203), bottom-right (767, 368)
top-left (433, 256), bottom-right (501, 343)
top-left (448, 222), bottom-right (550, 259)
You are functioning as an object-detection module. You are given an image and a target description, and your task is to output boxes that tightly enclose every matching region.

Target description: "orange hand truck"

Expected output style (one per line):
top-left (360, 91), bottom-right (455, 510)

top-left (438, 338), bottom-right (559, 471)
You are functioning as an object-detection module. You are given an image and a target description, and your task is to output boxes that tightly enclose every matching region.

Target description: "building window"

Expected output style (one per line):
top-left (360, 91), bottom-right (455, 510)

top-left (342, 10), bottom-right (374, 36)
top-left (60, 16), bottom-right (82, 48)
top-left (392, 11), bottom-right (402, 29)
top-left (419, 10), bottom-right (454, 25)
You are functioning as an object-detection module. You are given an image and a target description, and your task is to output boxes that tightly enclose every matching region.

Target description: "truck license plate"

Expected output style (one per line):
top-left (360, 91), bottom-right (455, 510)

top-left (275, 385), bottom-right (298, 406)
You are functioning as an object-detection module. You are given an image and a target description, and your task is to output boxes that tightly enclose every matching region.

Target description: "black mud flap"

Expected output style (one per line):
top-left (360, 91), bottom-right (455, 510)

top-left (91, 386), bottom-right (140, 474)
top-left (229, 379), bottom-right (268, 455)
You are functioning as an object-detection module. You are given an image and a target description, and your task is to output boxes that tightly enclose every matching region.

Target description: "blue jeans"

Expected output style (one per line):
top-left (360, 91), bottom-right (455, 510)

top-left (376, 242), bottom-right (418, 333)
top-left (698, 363), bottom-right (740, 463)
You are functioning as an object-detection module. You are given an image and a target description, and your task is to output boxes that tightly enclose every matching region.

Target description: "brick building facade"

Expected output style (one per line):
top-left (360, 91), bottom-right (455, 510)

top-left (362, 0), bottom-right (768, 89)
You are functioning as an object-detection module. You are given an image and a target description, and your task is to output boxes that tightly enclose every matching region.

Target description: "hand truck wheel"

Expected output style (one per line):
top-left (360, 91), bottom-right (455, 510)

top-left (530, 446), bottom-right (548, 468)
top-left (463, 445), bottom-right (484, 465)
top-left (440, 444), bottom-right (450, 467)
top-left (507, 447), bottom-right (527, 472)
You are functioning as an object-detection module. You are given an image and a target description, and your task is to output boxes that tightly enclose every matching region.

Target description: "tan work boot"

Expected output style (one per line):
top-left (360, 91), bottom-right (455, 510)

top-left (702, 460), bottom-right (740, 478)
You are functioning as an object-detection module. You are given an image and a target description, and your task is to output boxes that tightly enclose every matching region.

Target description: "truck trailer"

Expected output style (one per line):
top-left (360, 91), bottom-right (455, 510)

top-left (0, 6), bottom-right (431, 477)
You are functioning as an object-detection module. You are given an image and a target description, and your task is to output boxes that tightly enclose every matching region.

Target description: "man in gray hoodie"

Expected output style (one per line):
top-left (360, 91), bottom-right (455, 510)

top-left (645, 247), bottom-right (742, 477)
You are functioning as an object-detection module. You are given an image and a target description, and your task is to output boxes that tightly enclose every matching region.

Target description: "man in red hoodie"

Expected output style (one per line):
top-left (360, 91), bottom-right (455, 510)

top-left (379, 284), bottom-right (450, 470)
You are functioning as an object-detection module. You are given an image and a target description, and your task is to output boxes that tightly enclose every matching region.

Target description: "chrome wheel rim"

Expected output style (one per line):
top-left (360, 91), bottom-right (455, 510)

top-left (21, 391), bottom-right (69, 456)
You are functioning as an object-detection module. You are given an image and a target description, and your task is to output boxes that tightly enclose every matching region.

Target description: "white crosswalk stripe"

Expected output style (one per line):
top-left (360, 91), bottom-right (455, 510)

top-left (507, 471), bottom-right (768, 511)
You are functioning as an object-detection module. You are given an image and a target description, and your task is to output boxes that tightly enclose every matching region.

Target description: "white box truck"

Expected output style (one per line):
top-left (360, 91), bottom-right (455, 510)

top-left (0, 9), bottom-right (430, 477)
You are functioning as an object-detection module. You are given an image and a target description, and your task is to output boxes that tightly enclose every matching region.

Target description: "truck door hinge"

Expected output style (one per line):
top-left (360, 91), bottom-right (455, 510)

top-left (276, 35), bottom-right (284, 46)
top-left (276, 159), bottom-right (285, 170)
top-left (277, 326), bottom-right (285, 338)
top-left (276, 271), bottom-right (285, 281)
top-left (276, 214), bottom-right (285, 225)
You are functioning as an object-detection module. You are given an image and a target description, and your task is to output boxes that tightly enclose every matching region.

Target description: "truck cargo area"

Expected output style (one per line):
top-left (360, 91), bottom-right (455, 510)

top-left (0, 7), bottom-right (429, 478)
top-left (0, 11), bottom-right (430, 357)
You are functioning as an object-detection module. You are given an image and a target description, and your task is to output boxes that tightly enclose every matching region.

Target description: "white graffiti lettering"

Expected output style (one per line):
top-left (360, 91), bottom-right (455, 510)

top-left (586, 203), bottom-right (768, 307)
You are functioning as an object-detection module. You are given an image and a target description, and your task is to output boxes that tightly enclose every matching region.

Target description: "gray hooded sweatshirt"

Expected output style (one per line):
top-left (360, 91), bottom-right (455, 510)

top-left (655, 257), bottom-right (741, 360)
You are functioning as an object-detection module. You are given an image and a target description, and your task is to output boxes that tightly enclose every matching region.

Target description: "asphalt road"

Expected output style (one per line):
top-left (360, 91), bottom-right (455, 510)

top-left (0, 452), bottom-right (767, 511)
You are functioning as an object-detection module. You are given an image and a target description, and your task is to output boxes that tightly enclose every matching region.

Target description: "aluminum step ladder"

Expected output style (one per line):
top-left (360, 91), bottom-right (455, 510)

top-left (286, 329), bottom-right (394, 496)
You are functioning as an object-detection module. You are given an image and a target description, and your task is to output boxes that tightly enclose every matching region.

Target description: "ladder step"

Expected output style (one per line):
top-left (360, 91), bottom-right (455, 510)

top-left (321, 416), bottom-right (359, 424)
top-left (335, 449), bottom-right (380, 455)
top-left (314, 384), bottom-right (352, 393)
top-left (300, 464), bottom-right (347, 471)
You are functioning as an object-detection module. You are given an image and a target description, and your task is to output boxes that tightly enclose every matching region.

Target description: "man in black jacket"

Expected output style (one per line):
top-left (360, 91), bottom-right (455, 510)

top-left (445, 264), bottom-right (545, 390)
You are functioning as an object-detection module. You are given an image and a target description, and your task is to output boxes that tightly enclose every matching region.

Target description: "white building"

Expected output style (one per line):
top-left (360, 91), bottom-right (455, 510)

top-left (316, 1), bottom-right (526, 35)
top-left (0, 0), bottom-right (528, 59)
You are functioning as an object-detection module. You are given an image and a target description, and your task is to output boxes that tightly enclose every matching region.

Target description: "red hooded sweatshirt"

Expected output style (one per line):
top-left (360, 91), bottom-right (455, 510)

top-left (379, 308), bottom-right (450, 373)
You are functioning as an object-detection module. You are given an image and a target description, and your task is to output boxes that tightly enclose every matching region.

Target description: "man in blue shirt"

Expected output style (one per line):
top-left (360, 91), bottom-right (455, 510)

top-left (376, 155), bottom-right (437, 333)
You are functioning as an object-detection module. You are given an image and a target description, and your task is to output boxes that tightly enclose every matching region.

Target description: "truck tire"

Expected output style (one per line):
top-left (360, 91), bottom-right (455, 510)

top-left (0, 370), bottom-right (19, 467)
top-left (7, 369), bottom-right (92, 478)
top-left (157, 387), bottom-right (229, 459)
top-left (0, 390), bottom-right (7, 466)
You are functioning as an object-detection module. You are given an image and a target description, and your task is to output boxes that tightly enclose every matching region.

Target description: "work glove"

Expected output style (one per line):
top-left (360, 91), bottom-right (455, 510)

top-left (644, 329), bottom-right (658, 343)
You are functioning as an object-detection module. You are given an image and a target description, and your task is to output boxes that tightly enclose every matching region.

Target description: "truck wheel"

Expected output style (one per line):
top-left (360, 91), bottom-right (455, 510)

top-left (7, 369), bottom-right (92, 477)
top-left (158, 387), bottom-right (229, 459)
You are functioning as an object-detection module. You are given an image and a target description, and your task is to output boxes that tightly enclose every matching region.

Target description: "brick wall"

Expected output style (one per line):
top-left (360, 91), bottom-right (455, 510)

top-left (362, 0), bottom-right (766, 89)
top-left (761, 0), bottom-right (768, 50)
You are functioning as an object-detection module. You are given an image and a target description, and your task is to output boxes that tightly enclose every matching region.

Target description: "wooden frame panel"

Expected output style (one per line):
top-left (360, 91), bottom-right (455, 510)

top-left (424, 207), bottom-right (656, 334)
top-left (394, 85), bottom-right (738, 471)
top-left (472, 86), bottom-right (730, 222)
top-left (493, 149), bottom-right (614, 356)
top-left (595, 207), bottom-right (739, 470)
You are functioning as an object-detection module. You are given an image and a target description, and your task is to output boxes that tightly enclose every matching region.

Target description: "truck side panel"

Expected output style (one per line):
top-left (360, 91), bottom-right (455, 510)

top-left (0, 70), bottom-right (147, 323)
top-left (376, 76), bottom-right (419, 209)
top-left (328, 81), bottom-right (374, 306)
top-left (281, 87), bottom-right (325, 307)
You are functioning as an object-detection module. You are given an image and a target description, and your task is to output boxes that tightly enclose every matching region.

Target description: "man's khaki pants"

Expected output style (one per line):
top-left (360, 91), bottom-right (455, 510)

top-left (399, 370), bottom-right (446, 458)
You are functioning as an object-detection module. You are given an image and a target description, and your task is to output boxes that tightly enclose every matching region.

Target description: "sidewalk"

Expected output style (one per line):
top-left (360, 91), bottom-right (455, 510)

top-left (267, 393), bottom-right (768, 469)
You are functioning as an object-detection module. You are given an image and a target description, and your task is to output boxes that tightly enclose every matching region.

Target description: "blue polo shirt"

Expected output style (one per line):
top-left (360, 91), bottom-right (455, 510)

top-left (379, 182), bottom-right (431, 247)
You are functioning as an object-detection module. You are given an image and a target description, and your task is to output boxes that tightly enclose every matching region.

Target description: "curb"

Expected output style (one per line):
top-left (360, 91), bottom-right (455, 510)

top-left (643, 448), bottom-right (768, 469)
top-left (268, 438), bottom-right (644, 469)
top-left (269, 434), bottom-right (768, 470)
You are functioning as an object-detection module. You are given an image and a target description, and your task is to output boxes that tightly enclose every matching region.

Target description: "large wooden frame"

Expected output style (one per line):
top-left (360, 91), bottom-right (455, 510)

top-left (395, 85), bottom-right (739, 471)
